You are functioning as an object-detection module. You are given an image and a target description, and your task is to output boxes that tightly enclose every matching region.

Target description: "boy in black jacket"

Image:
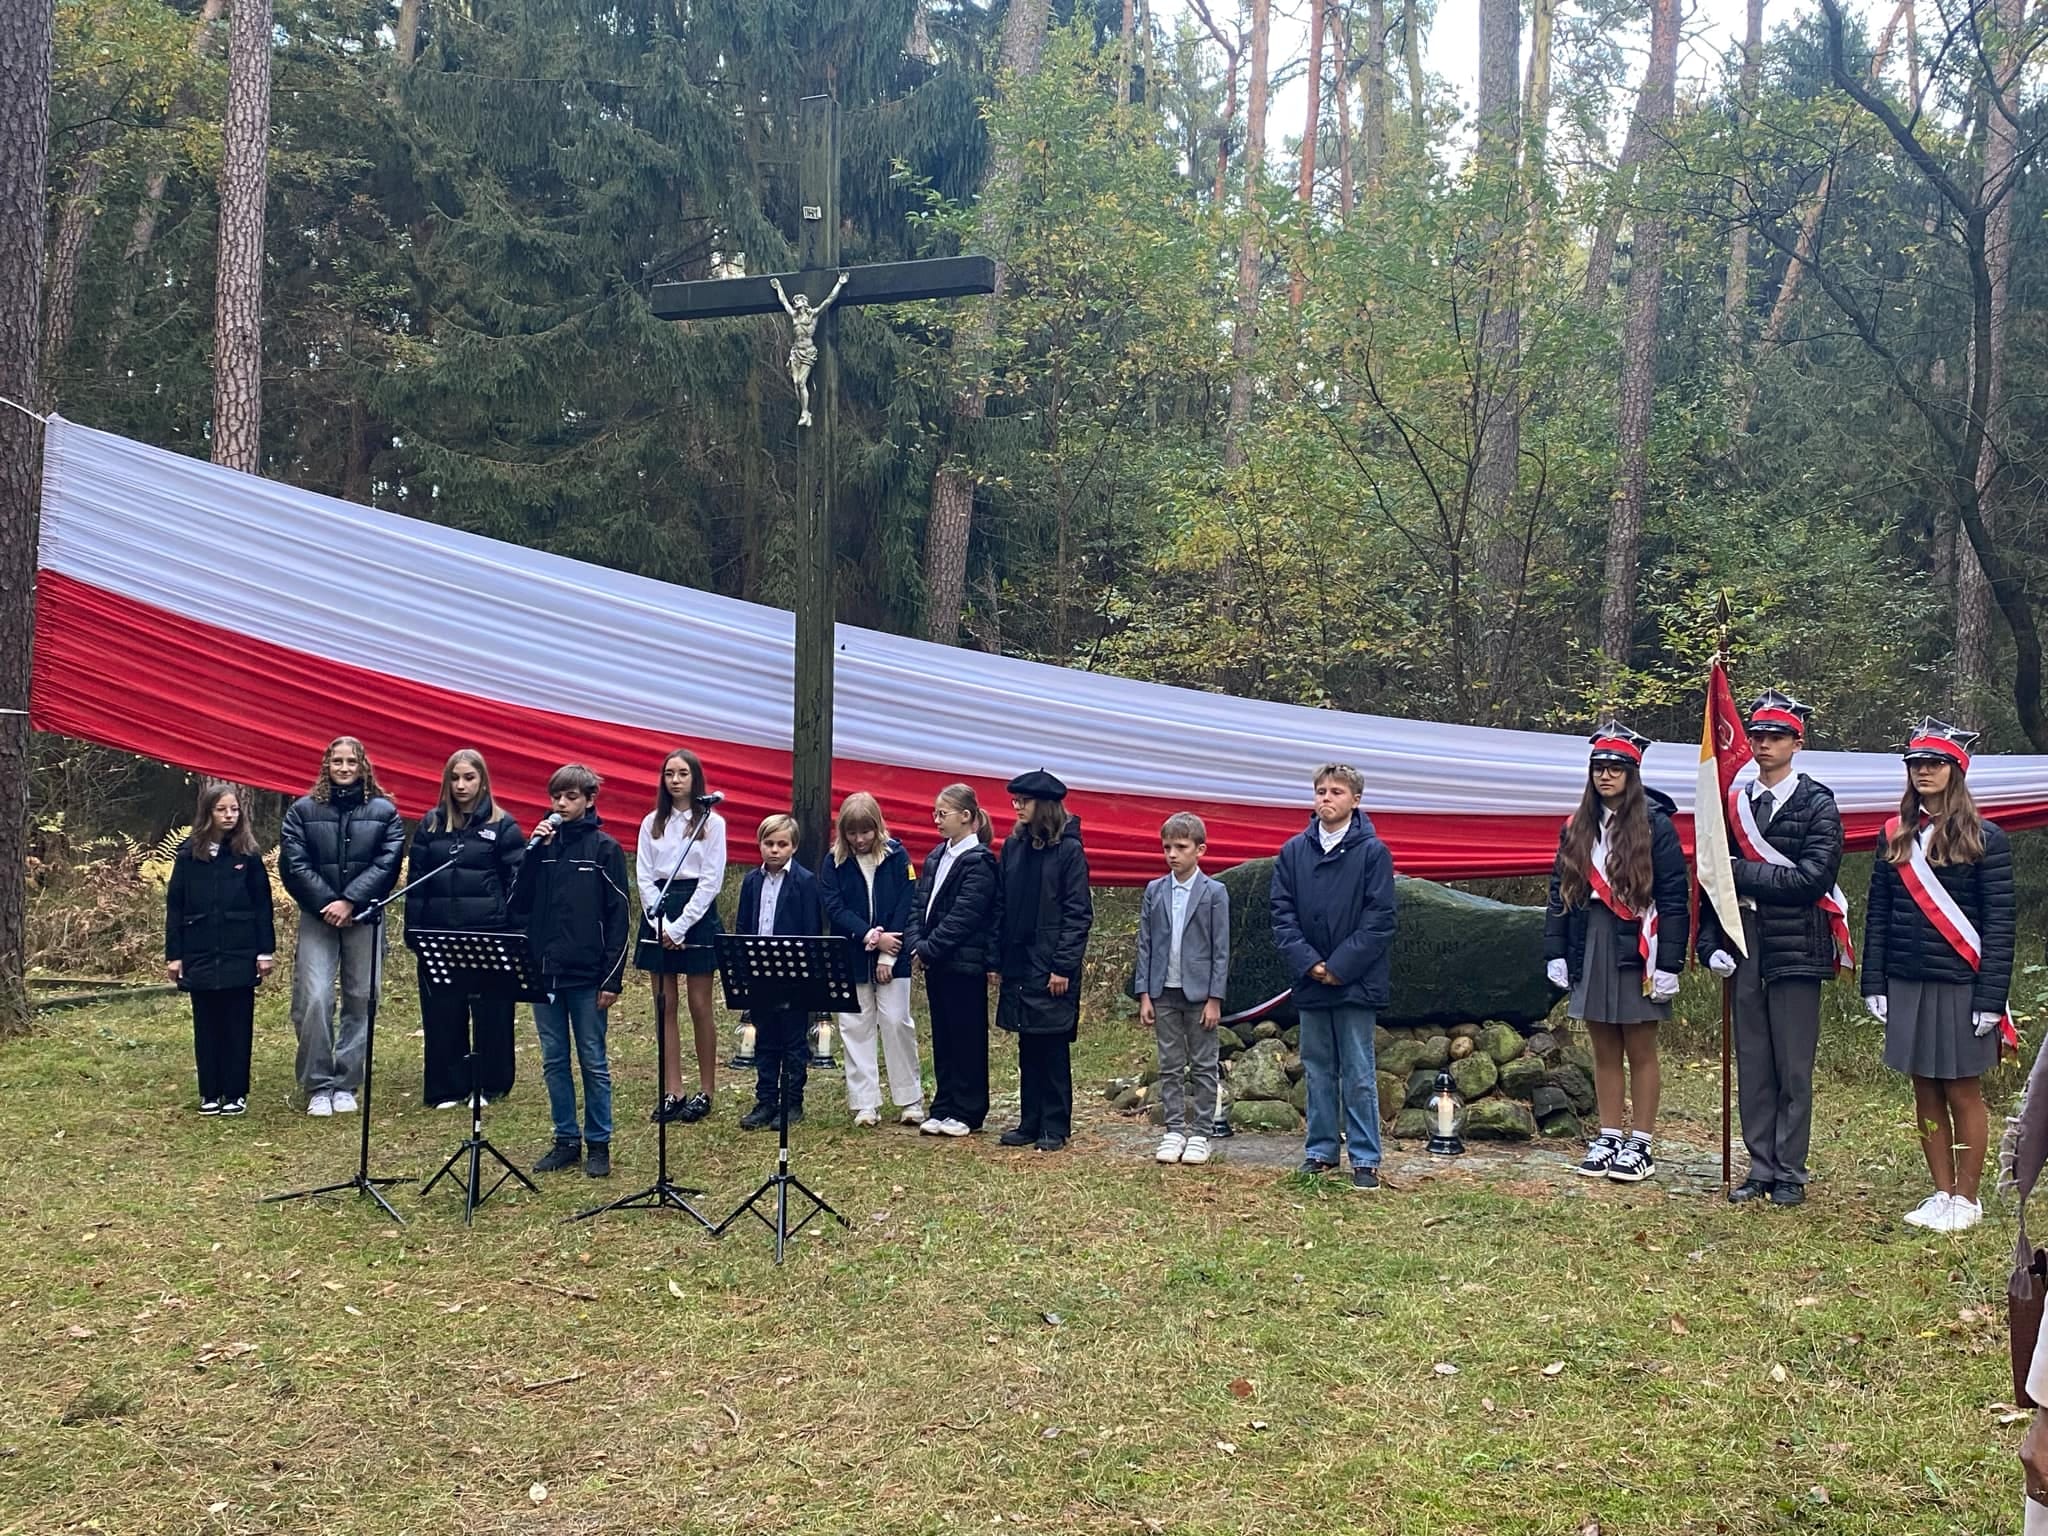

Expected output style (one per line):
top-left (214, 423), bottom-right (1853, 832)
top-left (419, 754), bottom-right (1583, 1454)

top-left (509, 764), bottom-right (630, 1178)
top-left (735, 814), bottom-right (828, 1129)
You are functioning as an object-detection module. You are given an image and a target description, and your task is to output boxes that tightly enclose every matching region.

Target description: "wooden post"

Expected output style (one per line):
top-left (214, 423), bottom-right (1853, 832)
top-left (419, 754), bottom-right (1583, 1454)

top-left (792, 94), bottom-right (839, 874)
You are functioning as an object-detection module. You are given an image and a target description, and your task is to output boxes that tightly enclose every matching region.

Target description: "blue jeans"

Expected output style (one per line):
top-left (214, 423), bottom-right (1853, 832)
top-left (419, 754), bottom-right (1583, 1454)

top-left (533, 988), bottom-right (612, 1146)
top-left (1297, 1005), bottom-right (1380, 1168)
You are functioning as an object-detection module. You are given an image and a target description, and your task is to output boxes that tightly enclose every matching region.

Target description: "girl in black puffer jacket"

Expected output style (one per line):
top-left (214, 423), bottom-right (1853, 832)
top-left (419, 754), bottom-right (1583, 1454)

top-left (1861, 718), bottom-right (2016, 1234)
top-left (404, 750), bottom-right (525, 1108)
top-left (165, 782), bottom-right (277, 1115)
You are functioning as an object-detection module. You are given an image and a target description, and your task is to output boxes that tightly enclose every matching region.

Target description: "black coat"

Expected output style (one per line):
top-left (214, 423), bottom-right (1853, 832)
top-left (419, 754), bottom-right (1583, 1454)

top-left (404, 803), bottom-right (525, 937)
top-left (994, 815), bottom-right (1093, 1036)
top-left (906, 839), bottom-right (1002, 974)
top-left (1695, 775), bottom-right (1846, 982)
top-left (279, 787), bottom-right (406, 917)
top-left (1545, 787), bottom-right (1693, 980)
top-left (1269, 810), bottom-right (1399, 1010)
top-left (736, 861), bottom-right (827, 938)
top-left (165, 841), bottom-right (277, 991)
top-left (1861, 821), bottom-right (2015, 1016)
top-left (819, 839), bottom-right (916, 983)
top-left (507, 813), bottom-right (630, 992)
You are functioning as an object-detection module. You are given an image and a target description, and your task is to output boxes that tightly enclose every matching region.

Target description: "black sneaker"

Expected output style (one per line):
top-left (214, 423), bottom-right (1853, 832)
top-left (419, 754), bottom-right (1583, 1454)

top-left (998, 1127), bottom-right (1036, 1147)
top-left (1351, 1166), bottom-right (1380, 1191)
top-left (1607, 1138), bottom-right (1656, 1183)
top-left (220, 1097), bottom-right (247, 1117)
top-left (584, 1143), bottom-right (611, 1178)
top-left (1035, 1135), bottom-right (1067, 1152)
top-left (783, 1104), bottom-right (805, 1127)
top-left (1727, 1178), bottom-right (1772, 1204)
top-left (1578, 1134), bottom-right (1621, 1177)
top-left (1769, 1181), bottom-right (1806, 1206)
top-left (739, 1102), bottom-right (778, 1131)
top-left (199, 1099), bottom-right (222, 1116)
top-left (532, 1139), bottom-right (581, 1174)
top-left (1297, 1157), bottom-right (1336, 1176)
top-left (676, 1092), bottom-right (712, 1123)
top-left (652, 1095), bottom-right (685, 1124)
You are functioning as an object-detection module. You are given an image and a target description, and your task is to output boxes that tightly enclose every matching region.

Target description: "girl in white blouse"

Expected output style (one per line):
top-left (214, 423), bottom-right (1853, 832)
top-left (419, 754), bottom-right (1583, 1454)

top-left (635, 747), bottom-right (727, 1123)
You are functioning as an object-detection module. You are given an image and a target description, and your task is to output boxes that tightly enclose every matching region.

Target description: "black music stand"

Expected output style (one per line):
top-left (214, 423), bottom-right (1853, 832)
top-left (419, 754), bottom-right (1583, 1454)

top-left (413, 929), bottom-right (543, 1224)
top-left (710, 933), bottom-right (859, 1262)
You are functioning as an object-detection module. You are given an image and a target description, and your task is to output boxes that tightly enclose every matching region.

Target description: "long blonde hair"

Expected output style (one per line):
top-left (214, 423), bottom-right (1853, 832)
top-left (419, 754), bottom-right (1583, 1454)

top-left (434, 748), bottom-right (494, 826)
top-left (831, 791), bottom-right (889, 865)
top-left (1885, 773), bottom-right (1986, 867)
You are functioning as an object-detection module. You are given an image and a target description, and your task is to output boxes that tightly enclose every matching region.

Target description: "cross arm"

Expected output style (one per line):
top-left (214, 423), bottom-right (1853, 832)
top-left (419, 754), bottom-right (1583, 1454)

top-left (650, 255), bottom-right (996, 321)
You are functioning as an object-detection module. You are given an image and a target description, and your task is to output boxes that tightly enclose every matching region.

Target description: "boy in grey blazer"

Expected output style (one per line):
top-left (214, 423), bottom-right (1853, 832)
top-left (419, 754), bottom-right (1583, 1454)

top-left (1133, 813), bottom-right (1231, 1165)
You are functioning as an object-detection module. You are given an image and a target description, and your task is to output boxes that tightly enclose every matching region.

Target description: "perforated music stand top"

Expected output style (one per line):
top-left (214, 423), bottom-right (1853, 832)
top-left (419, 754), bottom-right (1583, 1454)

top-left (715, 933), bottom-right (861, 1015)
top-left (409, 929), bottom-right (545, 1003)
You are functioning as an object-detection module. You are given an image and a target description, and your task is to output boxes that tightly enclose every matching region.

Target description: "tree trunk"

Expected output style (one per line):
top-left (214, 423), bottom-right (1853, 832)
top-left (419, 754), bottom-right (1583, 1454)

top-left (1474, 0), bottom-right (1523, 711)
top-left (213, 0), bottom-right (273, 475)
top-left (1291, 0), bottom-right (1325, 309)
top-left (1364, 0), bottom-right (1388, 181)
top-left (1402, 0), bottom-right (1425, 139)
top-left (1521, 0), bottom-right (1554, 180)
top-left (1224, 0), bottom-right (1272, 469)
top-left (1956, 0), bottom-right (2025, 717)
top-left (394, 0), bottom-right (423, 69)
top-left (1722, 0), bottom-right (1764, 368)
top-left (921, 0), bottom-right (1052, 646)
top-left (0, 0), bottom-right (54, 1036)
top-left (39, 138), bottom-right (107, 406)
top-left (1597, 0), bottom-right (1678, 679)
top-left (1332, 3), bottom-right (1354, 215)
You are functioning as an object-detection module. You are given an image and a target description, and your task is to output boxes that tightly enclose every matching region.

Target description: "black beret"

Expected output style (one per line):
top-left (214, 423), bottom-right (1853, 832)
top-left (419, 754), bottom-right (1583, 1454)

top-left (1006, 768), bottom-right (1069, 800)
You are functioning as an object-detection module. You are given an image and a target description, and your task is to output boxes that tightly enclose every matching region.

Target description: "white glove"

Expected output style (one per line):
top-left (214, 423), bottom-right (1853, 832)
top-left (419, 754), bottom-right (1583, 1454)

top-left (1975, 1011), bottom-right (2001, 1038)
top-left (1546, 958), bottom-right (1570, 989)
top-left (1650, 970), bottom-right (1682, 1002)
top-left (1864, 994), bottom-right (1888, 1023)
top-left (1707, 950), bottom-right (1737, 978)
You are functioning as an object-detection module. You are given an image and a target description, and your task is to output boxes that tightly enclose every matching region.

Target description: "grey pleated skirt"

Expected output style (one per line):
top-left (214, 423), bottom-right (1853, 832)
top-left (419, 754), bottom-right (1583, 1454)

top-left (1568, 903), bottom-right (1672, 1026)
top-left (1883, 978), bottom-right (1994, 1080)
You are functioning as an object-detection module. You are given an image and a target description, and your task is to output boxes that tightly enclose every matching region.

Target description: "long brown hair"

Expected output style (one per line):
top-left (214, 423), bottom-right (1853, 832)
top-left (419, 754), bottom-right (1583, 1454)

top-left (1017, 798), bottom-right (1070, 849)
top-left (434, 748), bottom-right (494, 827)
top-left (831, 791), bottom-right (889, 865)
top-left (936, 782), bottom-right (993, 845)
top-left (1557, 765), bottom-right (1653, 912)
top-left (309, 736), bottom-right (388, 803)
top-left (1885, 773), bottom-right (1986, 866)
top-left (190, 781), bottom-right (258, 860)
top-left (651, 746), bottom-right (710, 839)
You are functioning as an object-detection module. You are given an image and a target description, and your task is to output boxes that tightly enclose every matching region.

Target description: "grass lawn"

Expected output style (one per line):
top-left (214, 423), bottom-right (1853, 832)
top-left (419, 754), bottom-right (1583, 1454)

top-left (0, 971), bottom-right (2033, 1535)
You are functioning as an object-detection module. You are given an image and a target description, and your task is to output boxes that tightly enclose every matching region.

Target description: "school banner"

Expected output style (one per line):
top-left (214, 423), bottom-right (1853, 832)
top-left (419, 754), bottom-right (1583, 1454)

top-left (31, 416), bottom-right (2048, 884)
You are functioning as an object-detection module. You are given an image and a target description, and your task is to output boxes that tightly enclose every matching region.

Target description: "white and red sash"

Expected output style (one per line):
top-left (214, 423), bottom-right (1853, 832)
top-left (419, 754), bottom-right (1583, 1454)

top-left (1727, 778), bottom-right (1855, 971)
top-left (1885, 814), bottom-right (2018, 1050)
top-left (1587, 830), bottom-right (1658, 991)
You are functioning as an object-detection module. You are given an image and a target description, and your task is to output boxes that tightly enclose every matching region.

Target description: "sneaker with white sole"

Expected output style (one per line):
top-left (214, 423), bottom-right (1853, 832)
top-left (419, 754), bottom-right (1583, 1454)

top-left (1607, 1138), bottom-right (1656, 1183)
top-left (900, 1103), bottom-right (928, 1126)
top-left (1577, 1134), bottom-right (1620, 1176)
top-left (919, 1115), bottom-right (944, 1135)
top-left (331, 1090), bottom-right (359, 1114)
top-left (435, 1100), bottom-right (463, 1111)
top-left (220, 1097), bottom-right (247, 1117)
top-left (1903, 1191), bottom-right (1952, 1228)
top-left (1933, 1195), bottom-right (1983, 1233)
top-left (853, 1108), bottom-right (881, 1128)
top-left (306, 1093), bottom-right (334, 1118)
top-left (1180, 1135), bottom-right (1211, 1166)
top-left (1156, 1132), bottom-right (1187, 1164)
top-left (935, 1117), bottom-right (971, 1137)
top-left (199, 1099), bottom-right (222, 1116)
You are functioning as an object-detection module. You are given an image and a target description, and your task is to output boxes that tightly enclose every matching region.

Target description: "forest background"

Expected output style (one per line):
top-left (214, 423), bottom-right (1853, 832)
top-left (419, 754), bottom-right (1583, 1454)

top-left (0, 0), bottom-right (2045, 1021)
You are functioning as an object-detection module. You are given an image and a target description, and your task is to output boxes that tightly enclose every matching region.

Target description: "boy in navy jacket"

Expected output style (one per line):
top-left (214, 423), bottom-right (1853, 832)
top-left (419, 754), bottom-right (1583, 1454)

top-left (736, 814), bottom-right (827, 1129)
top-left (1270, 763), bottom-right (1399, 1189)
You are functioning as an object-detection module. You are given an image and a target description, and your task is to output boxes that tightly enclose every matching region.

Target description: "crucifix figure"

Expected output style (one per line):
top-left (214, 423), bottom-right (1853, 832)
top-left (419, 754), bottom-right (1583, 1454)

top-left (770, 271), bottom-right (849, 427)
top-left (649, 95), bottom-right (995, 872)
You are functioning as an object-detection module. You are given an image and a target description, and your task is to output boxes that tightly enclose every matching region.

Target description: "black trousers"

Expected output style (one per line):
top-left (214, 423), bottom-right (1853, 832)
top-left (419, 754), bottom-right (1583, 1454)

top-left (191, 987), bottom-right (255, 1102)
top-left (419, 963), bottom-right (518, 1105)
top-left (752, 1007), bottom-right (810, 1108)
top-left (1015, 1031), bottom-right (1074, 1142)
top-left (926, 970), bottom-right (991, 1130)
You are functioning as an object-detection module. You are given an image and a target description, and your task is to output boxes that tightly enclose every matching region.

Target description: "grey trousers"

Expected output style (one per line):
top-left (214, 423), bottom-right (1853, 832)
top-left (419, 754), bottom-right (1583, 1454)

top-left (291, 912), bottom-right (381, 1096)
top-left (1153, 987), bottom-right (1221, 1135)
top-left (1733, 911), bottom-right (1824, 1186)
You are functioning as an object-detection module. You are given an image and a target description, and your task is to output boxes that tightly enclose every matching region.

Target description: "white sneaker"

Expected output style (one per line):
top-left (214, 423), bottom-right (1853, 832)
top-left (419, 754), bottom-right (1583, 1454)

top-left (331, 1090), bottom-right (359, 1114)
top-left (853, 1108), bottom-right (881, 1128)
top-left (919, 1115), bottom-right (944, 1135)
top-left (900, 1103), bottom-right (928, 1126)
top-left (1903, 1191), bottom-right (1951, 1228)
top-left (1156, 1132), bottom-right (1187, 1164)
top-left (1935, 1195), bottom-right (1984, 1233)
top-left (936, 1118), bottom-right (971, 1137)
top-left (1180, 1136), bottom-right (1211, 1166)
top-left (306, 1093), bottom-right (334, 1118)
top-left (435, 1100), bottom-right (463, 1111)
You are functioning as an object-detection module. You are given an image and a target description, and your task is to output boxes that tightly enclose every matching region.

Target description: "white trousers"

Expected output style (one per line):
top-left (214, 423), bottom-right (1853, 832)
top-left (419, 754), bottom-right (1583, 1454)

top-left (839, 977), bottom-right (922, 1112)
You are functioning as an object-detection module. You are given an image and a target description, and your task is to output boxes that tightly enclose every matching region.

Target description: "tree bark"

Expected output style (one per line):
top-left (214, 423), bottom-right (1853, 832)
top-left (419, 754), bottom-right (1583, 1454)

top-left (1364, 0), bottom-right (1388, 181)
top-left (1402, 0), bottom-right (1425, 139)
top-left (1224, 0), bottom-right (1272, 469)
top-left (39, 138), bottom-right (107, 406)
top-left (394, 0), bottom-right (423, 69)
top-left (1291, 0), bottom-right (1325, 309)
top-left (1521, 0), bottom-right (1554, 180)
top-left (1597, 0), bottom-right (1678, 679)
top-left (0, 0), bottom-right (54, 1036)
top-left (1474, 0), bottom-right (1523, 709)
top-left (1332, 2), bottom-right (1354, 215)
top-left (213, 0), bottom-right (273, 475)
top-left (1721, 0), bottom-right (1763, 364)
top-left (921, 0), bottom-right (1052, 646)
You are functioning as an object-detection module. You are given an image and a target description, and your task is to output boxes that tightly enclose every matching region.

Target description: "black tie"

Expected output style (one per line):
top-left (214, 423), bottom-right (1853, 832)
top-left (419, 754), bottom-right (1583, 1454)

top-left (1754, 788), bottom-right (1775, 827)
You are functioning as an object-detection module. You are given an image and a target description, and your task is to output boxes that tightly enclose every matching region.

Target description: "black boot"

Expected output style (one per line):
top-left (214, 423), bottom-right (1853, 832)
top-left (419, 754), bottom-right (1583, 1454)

top-left (739, 1101), bottom-right (778, 1131)
top-left (533, 1139), bottom-right (581, 1174)
top-left (584, 1143), bottom-right (611, 1178)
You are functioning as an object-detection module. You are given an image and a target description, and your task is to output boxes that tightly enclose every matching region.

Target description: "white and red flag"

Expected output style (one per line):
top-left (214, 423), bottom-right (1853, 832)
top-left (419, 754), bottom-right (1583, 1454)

top-left (1697, 662), bottom-right (1749, 958)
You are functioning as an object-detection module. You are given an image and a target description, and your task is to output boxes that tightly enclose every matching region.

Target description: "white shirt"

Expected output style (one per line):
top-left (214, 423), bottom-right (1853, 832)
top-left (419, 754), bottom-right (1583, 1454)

top-left (755, 867), bottom-right (786, 935)
top-left (1165, 870), bottom-right (1197, 990)
top-left (637, 809), bottom-right (726, 941)
top-left (1750, 769), bottom-right (1801, 824)
top-left (927, 833), bottom-right (979, 913)
top-left (1317, 820), bottom-right (1347, 853)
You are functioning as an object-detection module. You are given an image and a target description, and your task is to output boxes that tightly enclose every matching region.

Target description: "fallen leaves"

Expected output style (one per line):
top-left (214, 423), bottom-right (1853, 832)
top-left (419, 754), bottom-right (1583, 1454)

top-left (1542, 1361), bottom-right (1567, 1377)
top-left (1433, 1363), bottom-right (1459, 1377)
top-left (1227, 1378), bottom-right (1254, 1399)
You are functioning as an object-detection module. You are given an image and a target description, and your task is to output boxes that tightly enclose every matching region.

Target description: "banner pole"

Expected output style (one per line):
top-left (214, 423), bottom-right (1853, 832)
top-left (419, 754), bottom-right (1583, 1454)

top-left (1714, 591), bottom-right (1734, 1192)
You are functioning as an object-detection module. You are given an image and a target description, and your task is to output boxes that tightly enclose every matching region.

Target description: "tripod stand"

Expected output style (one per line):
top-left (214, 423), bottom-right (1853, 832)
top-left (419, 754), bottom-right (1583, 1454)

top-left (413, 928), bottom-right (542, 1224)
top-left (709, 932), bottom-right (858, 1262)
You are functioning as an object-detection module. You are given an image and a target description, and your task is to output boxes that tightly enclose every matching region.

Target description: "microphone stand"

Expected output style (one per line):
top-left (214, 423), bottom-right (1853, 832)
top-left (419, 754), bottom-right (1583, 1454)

top-left (262, 858), bottom-right (456, 1222)
top-left (572, 800), bottom-right (714, 1227)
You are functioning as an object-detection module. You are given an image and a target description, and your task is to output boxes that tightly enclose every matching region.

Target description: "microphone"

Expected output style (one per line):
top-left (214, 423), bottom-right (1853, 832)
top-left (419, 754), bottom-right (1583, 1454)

top-left (526, 811), bottom-right (563, 848)
top-left (694, 792), bottom-right (725, 807)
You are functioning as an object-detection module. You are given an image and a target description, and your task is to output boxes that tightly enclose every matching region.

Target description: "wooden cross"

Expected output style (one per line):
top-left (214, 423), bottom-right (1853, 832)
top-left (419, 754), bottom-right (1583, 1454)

top-left (652, 94), bottom-right (995, 870)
